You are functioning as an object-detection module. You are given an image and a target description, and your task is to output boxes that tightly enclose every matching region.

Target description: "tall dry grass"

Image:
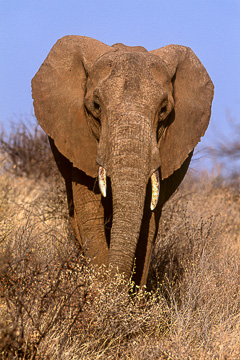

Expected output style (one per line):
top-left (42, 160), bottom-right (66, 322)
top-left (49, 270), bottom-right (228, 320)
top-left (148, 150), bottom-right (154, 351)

top-left (0, 120), bottom-right (57, 179)
top-left (0, 120), bottom-right (239, 359)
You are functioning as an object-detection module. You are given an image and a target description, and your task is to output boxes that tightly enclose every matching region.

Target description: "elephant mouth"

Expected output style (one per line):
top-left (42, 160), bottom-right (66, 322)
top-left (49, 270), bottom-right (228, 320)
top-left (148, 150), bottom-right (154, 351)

top-left (98, 165), bottom-right (160, 210)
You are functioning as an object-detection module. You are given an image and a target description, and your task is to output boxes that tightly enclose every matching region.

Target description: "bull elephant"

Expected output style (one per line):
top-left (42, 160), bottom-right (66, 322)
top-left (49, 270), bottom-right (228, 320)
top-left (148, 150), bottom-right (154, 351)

top-left (32, 36), bottom-right (214, 286)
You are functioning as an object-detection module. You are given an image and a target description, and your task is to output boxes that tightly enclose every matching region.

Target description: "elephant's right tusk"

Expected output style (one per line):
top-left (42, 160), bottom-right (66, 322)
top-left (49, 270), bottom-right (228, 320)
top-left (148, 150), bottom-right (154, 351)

top-left (150, 170), bottom-right (160, 211)
top-left (99, 166), bottom-right (107, 197)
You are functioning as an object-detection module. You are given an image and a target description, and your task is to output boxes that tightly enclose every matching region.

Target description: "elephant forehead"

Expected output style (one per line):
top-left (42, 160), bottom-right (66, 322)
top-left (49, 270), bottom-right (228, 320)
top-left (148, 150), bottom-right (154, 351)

top-left (111, 52), bottom-right (162, 75)
top-left (106, 76), bottom-right (167, 108)
top-left (89, 51), bottom-right (170, 106)
top-left (93, 50), bottom-right (168, 79)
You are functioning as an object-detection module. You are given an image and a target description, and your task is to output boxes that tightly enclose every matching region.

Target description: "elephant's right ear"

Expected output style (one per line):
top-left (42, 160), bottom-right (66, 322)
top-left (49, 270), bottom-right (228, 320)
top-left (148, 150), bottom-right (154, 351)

top-left (32, 36), bottom-right (112, 177)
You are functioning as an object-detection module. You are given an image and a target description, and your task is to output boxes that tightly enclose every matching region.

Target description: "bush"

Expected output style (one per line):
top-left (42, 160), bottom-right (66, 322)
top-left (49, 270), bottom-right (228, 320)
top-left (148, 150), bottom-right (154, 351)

top-left (0, 176), bottom-right (168, 359)
top-left (0, 118), bottom-right (57, 179)
top-left (0, 118), bottom-right (240, 358)
top-left (0, 166), bottom-right (239, 359)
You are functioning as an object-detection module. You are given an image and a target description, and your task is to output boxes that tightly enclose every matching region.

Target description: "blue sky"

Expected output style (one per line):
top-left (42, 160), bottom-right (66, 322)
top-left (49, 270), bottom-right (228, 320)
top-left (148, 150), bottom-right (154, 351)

top-left (0, 0), bottom-right (239, 171)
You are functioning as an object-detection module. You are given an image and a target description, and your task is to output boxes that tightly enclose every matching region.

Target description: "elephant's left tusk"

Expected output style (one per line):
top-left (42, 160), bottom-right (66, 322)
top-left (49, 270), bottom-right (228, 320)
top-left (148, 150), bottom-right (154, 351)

top-left (150, 170), bottom-right (160, 211)
top-left (99, 166), bottom-right (107, 197)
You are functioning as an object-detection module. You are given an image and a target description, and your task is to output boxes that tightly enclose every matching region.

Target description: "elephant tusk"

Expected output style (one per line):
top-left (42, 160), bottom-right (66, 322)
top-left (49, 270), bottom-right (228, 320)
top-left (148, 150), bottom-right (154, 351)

top-left (150, 170), bottom-right (160, 211)
top-left (98, 166), bottom-right (107, 197)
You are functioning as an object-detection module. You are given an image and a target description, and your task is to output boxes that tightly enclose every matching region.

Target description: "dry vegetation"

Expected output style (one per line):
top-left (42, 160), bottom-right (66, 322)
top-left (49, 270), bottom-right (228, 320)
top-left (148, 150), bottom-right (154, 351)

top-left (0, 120), bottom-right (240, 359)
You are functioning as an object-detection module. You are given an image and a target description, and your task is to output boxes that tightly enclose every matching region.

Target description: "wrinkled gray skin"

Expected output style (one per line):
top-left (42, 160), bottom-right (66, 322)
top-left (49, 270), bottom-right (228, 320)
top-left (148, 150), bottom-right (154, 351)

top-left (32, 36), bottom-right (214, 286)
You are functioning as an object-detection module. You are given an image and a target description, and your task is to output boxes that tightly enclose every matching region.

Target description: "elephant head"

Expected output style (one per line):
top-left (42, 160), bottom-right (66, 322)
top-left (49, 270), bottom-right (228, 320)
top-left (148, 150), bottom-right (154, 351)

top-left (32, 36), bottom-right (214, 284)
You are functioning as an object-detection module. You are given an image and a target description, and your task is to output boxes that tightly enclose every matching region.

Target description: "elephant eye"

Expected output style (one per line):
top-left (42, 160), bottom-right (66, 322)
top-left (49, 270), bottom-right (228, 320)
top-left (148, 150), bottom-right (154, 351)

top-left (85, 98), bottom-right (101, 121)
top-left (160, 105), bottom-right (167, 115)
top-left (158, 102), bottom-right (168, 122)
top-left (159, 104), bottom-right (168, 119)
top-left (93, 101), bottom-right (101, 112)
top-left (85, 103), bottom-right (101, 140)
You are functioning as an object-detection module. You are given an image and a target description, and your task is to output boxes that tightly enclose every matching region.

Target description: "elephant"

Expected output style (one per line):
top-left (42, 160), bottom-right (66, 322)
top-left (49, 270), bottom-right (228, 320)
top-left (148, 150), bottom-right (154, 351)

top-left (32, 36), bottom-right (214, 287)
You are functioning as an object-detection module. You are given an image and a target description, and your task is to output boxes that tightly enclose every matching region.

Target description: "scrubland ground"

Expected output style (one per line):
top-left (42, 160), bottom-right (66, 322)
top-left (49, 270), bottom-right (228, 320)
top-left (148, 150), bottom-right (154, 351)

top-left (0, 123), bottom-right (240, 359)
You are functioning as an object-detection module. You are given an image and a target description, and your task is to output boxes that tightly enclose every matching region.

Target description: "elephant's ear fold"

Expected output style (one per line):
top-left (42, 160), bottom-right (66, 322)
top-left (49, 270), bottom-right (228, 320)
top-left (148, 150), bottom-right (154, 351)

top-left (151, 45), bottom-right (214, 180)
top-left (32, 36), bottom-right (112, 177)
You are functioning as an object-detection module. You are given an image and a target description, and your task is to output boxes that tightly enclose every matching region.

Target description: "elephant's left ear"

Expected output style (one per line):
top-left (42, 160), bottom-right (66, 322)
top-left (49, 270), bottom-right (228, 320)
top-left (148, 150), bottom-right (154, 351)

top-left (151, 45), bottom-right (214, 179)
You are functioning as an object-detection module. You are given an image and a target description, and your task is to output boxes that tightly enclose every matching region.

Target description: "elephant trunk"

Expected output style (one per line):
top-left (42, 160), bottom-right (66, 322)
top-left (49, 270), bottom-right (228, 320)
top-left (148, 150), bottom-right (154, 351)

top-left (99, 111), bottom-right (160, 279)
top-left (109, 169), bottom-right (147, 278)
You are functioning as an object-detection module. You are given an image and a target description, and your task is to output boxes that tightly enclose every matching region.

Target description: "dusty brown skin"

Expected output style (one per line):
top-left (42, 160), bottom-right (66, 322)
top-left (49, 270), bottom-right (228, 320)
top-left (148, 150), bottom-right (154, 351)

top-left (32, 36), bottom-right (214, 286)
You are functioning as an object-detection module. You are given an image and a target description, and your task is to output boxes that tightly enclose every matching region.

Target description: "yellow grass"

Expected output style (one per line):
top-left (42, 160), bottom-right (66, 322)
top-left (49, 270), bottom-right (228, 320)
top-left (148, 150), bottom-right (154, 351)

top-left (0, 148), bottom-right (240, 359)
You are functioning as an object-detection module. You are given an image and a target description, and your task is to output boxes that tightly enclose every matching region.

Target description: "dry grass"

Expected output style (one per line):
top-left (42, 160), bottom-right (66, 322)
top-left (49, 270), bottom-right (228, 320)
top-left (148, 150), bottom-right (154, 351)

top-left (150, 171), bottom-right (240, 358)
top-left (0, 119), bottom-right (57, 179)
top-left (0, 122), bottom-right (240, 359)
